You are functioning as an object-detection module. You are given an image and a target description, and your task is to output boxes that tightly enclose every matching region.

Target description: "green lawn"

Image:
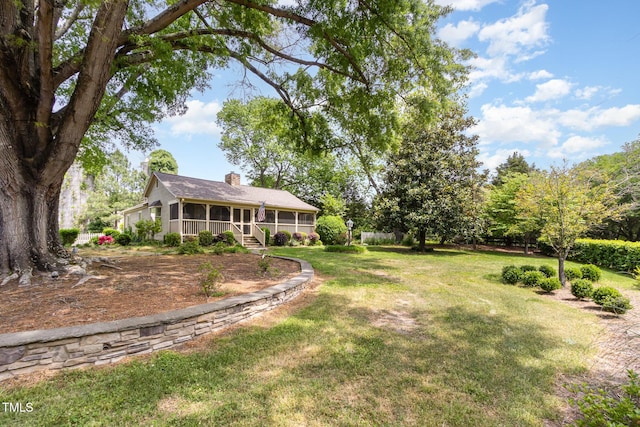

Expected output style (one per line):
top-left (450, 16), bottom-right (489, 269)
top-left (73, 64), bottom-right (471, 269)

top-left (1, 246), bottom-right (635, 426)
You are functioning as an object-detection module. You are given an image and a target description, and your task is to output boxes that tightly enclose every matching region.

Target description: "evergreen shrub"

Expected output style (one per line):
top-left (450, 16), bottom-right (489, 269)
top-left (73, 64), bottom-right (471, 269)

top-left (539, 277), bottom-right (562, 293)
top-left (538, 265), bottom-right (556, 278)
top-left (580, 264), bottom-right (602, 282)
top-left (198, 230), bottom-right (214, 246)
top-left (262, 227), bottom-right (271, 246)
top-left (565, 267), bottom-right (583, 281)
top-left (570, 279), bottom-right (593, 300)
top-left (501, 265), bottom-right (522, 285)
top-left (522, 270), bottom-right (545, 287)
top-left (115, 233), bottom-right (132, 246)
top-left (59, 228), bottom-right (80, 246)
top-left (315, 216), bottom-right (347, 245)
top-left (178, 240), bottom-right (203, 255)
top-left (591, 286), bottom-right (622, 305)
top-left (164, 232), bottom-right (181, 247)
top-left (601, 296), bottom-right (632, 314)
top-left (325, 245), bottom-right (367, 254)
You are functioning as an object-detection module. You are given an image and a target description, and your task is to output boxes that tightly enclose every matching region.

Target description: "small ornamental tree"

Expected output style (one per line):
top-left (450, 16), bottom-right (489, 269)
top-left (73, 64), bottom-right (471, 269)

top-left (515, 163), bottom-right (615, 286)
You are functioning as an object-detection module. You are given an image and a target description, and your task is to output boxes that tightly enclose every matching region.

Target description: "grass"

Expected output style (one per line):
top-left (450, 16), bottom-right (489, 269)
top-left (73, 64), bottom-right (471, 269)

top-left (1, 246), bottom-right (635, 426)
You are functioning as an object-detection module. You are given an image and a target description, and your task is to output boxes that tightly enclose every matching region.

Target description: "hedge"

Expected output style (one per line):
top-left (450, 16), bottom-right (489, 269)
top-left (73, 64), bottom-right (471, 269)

top-left (537, 238), bottom-right (640, 273)
top-left (571, 239), bottom-right (640, 272)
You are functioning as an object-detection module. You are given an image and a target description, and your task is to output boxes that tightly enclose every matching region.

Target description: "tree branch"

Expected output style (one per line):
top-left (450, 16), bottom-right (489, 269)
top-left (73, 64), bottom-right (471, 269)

top-left (54, 1), bottom-right (86, 40)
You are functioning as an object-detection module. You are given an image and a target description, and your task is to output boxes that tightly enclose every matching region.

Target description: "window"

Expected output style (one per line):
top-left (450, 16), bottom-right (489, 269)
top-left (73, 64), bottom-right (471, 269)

top-left (278, 211), bottom-right (296, 224)
top-left (183, 203), bottom-right (206, 220)
top-left (170, 203), bottom-right (179, 220)
top-left (210, 205), bottom-right (230, 221)
top-left (299, 213), bottom-right (315, 225)
top-left (150, 207), bottom-right (161, 222)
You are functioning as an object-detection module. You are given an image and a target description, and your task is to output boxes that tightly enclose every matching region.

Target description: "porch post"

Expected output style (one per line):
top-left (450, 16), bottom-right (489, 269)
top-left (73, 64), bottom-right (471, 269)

top-left (178, 199), bottom-right (183, 238)
top-left (295, 212), bottom-right (299, 233)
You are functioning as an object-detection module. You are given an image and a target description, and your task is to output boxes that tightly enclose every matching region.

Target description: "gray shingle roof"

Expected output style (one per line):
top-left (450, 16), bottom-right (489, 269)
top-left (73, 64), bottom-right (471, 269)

top-left (152, 172), bottom-right (319, 212)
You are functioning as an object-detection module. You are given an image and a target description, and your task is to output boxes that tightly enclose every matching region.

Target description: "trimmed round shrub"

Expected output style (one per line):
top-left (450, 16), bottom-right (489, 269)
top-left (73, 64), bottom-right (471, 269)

top-left (198, 230), bottom-right (214, 246)
top-left (520, 265), bottom-right (538, 272)
top-left (308, 232), bottom-right (320, 245)
top-left (59, 228), bottom-right (80, 246)
top-left (501, 265), bottom-right (522, 285)
top-left (592, 287), bottom-right (622, 305)
top-left (102, 228), bottom-right (120, 238)
top-left (601, 295), bottom-right (632, 314)
top-left (278, 230), bottom-right (292, 244)
top-left (570, 279), bottom-right (594, 300)
top-left (538, 265), bottom-right (556, 278)
top-left (292, 232), bottom-right (304, 242)
top-left (565, 267), bottom-right (583, 281)
top-left (164, 232), bottom-right (181, 247)
top-left (273, 232), bottom-right (288, 247)
top-left (522, 270), bottom-right (545, 288)
top-left (540, 277), bottom-right (562, 293)
top-left (115, 233), bottom-right (132, 246)
top-left (580, 264), bottom-right (602, 282)
top-left (315, 215), bottom-right (347, 245)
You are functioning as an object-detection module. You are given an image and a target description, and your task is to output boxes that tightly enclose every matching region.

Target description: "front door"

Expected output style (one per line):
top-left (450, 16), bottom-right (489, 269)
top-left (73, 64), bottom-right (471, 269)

top-left (243, 209), bottom-right (251, 235)
top-left (233, 208), bottom-right (252, 235)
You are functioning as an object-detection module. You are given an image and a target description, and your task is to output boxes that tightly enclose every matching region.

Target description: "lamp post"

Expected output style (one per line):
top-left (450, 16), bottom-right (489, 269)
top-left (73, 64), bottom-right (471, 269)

top-left (346, 219), bottom-right (354, 246)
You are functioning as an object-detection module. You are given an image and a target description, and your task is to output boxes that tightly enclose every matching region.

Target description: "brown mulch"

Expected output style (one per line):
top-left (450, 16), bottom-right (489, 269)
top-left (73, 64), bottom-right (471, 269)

top-left (0, 252), bottom-right (300, 335)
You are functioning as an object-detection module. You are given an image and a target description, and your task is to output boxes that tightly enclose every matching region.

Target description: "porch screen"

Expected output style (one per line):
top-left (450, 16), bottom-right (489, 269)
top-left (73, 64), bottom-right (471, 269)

top-left (183, 203), bottom-right (206, 220)
top-left (278, 211), bottom-right (295, 224)
top-left (258, 209), bottom-right (275, 223)
top-left (210, 205), bottom-right (230, 221)
top-left (169, 203), bottom-right (178, 220)
top-left (299, 213), bottom-right (315, 225)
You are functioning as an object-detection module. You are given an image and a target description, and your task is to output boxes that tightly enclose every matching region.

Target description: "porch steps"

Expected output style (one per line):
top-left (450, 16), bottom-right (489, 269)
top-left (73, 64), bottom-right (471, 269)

top-left (243, 236), bottom-right (265, 249)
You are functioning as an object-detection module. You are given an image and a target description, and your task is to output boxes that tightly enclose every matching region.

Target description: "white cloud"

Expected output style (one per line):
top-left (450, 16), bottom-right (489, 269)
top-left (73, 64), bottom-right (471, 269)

top-left (527, 69), bottom-right (553, 80)
top-left (558, 105), bottom-right (640, 131)
top-left (547, 135), bottom-right (609, 159)
top-left (472, 103), bottom-right (561, 147)
top-left (525, 79), bottom-right (573, 103)
top-left (164, 100), bottom-right (222, 137)
top-left (574, 86), bottom-right (600, 100)
top-left (438, 20), bottom-right (480, 46)
top-left (478, 2), bottom-right (550, 59)
top-left (434, 0), bottom-right (501, 11)
top-left (467, 82), bottom-right (489, 98)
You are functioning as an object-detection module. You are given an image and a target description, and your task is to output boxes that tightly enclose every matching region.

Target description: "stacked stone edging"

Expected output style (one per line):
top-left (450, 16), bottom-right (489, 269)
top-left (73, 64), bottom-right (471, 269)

top-left (0, 257), bottom-right (313, 381)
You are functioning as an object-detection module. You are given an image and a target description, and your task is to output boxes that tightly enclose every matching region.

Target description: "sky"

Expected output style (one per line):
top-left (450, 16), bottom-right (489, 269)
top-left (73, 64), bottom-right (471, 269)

top-left (137, 0), bottom-right (640, 182)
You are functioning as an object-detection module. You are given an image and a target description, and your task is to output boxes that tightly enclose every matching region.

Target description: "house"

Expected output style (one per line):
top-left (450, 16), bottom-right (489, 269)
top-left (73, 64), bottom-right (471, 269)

top-left (122, 172), bottom-right (318, 247)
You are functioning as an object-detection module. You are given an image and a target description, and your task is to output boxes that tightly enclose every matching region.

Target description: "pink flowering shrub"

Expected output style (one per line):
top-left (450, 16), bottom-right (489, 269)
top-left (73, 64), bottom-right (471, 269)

top-left (98, 235), bottom-right (114, 245)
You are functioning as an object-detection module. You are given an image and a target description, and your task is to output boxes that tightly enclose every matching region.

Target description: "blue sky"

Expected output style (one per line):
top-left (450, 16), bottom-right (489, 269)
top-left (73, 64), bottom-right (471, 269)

top-left (138, 0), bottom-right (640, 181)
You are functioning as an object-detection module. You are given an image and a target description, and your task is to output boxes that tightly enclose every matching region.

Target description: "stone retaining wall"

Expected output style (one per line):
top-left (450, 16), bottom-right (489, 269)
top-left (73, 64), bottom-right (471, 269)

top-left (0, 257), bottom-right (313, 381)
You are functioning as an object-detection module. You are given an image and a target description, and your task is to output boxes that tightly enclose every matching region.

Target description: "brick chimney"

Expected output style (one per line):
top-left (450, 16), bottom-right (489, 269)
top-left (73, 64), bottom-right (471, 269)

top-left (225, 172), bottom-right (241, 186)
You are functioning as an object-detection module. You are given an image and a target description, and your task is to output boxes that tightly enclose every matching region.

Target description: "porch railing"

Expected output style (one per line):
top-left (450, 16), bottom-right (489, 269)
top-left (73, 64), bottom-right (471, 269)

top-left (252, 224), bottom-right (266, 247)
top-left (230, 223), bottom-right (243, 246)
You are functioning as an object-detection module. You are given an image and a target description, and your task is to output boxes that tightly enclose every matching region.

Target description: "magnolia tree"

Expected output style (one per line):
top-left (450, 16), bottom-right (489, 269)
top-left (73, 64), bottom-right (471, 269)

top-left (0, 0), bottom-right (468, 281)
top-left (374, 102), bottom-right (482, 251)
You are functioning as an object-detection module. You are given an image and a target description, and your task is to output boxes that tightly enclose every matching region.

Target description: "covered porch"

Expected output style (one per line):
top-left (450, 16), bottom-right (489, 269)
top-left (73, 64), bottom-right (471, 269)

top-left (169, 201), bottom-right (316, 247)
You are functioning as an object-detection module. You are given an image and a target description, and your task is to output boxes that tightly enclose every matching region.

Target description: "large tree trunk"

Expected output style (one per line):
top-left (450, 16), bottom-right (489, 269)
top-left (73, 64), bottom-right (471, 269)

top-left (0, 178), bottom-right (67, 274)
top-left (417, 228), bottom-right (427, 252)
top-left (0, 0), bottom-right (129, 279)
